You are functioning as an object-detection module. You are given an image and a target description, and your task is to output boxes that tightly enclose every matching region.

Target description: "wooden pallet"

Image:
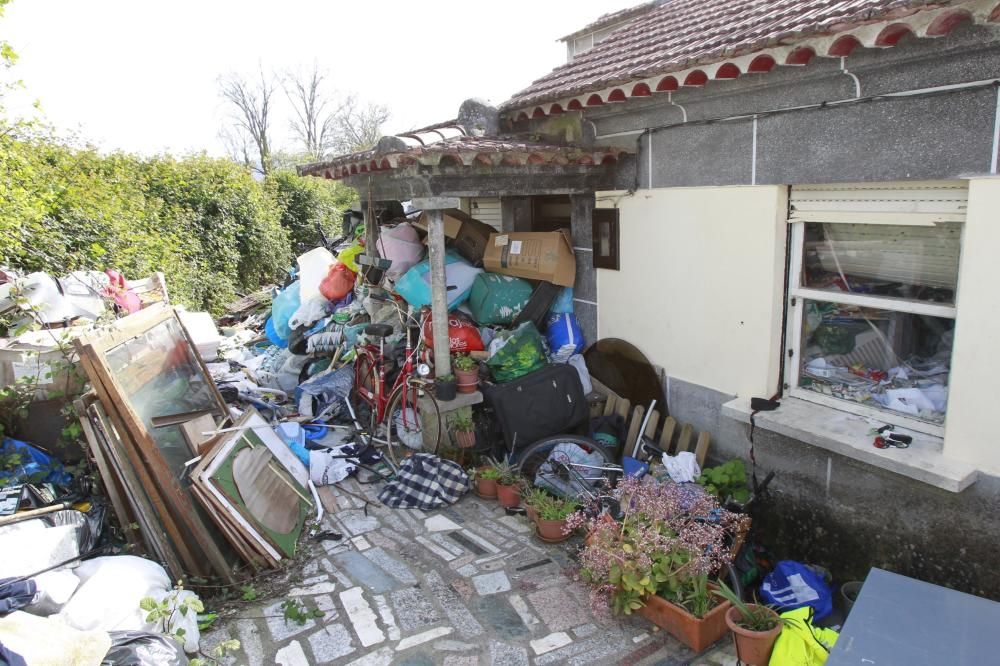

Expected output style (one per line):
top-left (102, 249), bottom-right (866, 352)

top-left (590, 378), bottom-right (710, 467)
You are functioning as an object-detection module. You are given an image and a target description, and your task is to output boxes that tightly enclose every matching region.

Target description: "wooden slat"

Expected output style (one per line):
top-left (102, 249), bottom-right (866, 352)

top-left (615, 398), bottom-right (631, 421)
top-left (603, 394), bottom-right (617, 417)
top-left (74, 396), bottom-right (141, 552)
top-left (675, 423), bottom-right (694, 453)
top-left (694, 432), bottom-right (711, 468)
top-left (624, 405), bottom-right (644, 458)
top-left (643, 409), bottom-right (659, 441)
top-left (659, 416), bottom-right (677, 454)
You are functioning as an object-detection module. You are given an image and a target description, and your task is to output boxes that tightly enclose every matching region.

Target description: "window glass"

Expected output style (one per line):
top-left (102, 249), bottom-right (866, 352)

top-left (798, 300), bottom-right (953, 424)
top-left (801, 223), bottom-right (961, 304)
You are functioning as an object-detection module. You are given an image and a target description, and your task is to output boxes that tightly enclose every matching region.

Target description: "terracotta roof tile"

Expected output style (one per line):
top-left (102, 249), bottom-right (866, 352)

top-left (503, 0), bottom-right (958, 110)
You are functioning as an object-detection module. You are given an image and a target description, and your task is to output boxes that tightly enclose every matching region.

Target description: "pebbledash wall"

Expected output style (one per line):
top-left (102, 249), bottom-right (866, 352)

top-left (581, 22), bottom-right (1000, 598)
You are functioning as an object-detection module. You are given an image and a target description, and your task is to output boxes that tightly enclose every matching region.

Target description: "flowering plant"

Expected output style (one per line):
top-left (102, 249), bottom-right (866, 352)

top-left (567, 476), bottom-right (749, 617)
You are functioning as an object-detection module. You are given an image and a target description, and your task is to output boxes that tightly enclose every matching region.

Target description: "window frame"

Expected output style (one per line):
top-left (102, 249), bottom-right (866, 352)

top-left (783, 216), bottom-right (960, 438)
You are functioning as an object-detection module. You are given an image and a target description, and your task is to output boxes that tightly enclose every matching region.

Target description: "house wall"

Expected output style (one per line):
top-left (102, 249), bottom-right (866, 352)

top-left (579, 23), bottom-right (1000, 598)
top-left (596, 186), bottom-right (787, 399)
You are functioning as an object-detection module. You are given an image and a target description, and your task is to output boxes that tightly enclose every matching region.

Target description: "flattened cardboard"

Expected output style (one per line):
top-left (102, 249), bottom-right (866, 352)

top-left (483, 229), bottom-right (577, 287)
top-left (413, 209), bottom-right (468, 239)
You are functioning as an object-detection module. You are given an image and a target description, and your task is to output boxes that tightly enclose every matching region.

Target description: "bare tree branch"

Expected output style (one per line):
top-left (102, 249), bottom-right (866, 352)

top-left (282, 63), bottom-right (344, 161)
top-left (330, 94), bottom-right (390, 154)
top-left (219, 67), bottom-right (275, 175)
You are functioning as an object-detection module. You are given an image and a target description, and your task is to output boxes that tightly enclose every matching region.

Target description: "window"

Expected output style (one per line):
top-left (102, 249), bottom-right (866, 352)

top-left (785, 182), bottom-right (967, 435)
top-left (592, 208), bottom-right (620, 270)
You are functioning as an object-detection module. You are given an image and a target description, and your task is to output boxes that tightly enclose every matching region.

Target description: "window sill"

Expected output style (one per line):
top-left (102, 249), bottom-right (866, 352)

top-left (721, 397), bottom-right (978, 492)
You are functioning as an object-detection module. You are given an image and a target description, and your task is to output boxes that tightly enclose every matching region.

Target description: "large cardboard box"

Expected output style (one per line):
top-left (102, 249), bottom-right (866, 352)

top-left (414, 208), bottom-right (497, 266)
top-left (483, 230), bottom-right (576, 287)
top-left (414, 209), bottom-right (467, 239)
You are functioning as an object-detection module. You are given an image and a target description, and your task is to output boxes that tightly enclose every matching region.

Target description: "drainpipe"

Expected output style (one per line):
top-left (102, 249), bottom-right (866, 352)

top-left (841, 57), bottom-right (862, 98)
top-left (411, 197), bottom-right (458, 377)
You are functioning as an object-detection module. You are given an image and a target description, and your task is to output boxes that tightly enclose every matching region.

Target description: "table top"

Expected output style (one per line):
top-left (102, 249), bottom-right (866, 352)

top-left (827, 568), bottom-right (1000, 666)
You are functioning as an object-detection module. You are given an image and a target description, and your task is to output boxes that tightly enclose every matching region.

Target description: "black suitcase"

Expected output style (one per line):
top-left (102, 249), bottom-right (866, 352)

top-left (483, 364), bottom-right (589, 451)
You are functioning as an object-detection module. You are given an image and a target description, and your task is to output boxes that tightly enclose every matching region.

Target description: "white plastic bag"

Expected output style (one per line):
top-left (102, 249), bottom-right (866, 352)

top-left (56, 556), bottom-right (170, 633)
top-left (296, 247), bottom-right (336, 300)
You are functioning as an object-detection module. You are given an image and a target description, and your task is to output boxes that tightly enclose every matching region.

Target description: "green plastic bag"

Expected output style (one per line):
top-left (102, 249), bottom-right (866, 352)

top-left (486, 322), bottom-right (546, 383)
top-left (769, 606), bottom-right (838, 666)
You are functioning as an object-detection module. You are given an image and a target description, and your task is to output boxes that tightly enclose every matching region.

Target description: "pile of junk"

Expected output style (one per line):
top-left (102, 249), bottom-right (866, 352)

top-left (0, 204), bottom-right (605, 664)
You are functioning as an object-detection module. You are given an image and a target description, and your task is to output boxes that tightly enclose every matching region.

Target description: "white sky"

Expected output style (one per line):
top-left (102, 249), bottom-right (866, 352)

top-left (2, 0), bottom-right (626, 157)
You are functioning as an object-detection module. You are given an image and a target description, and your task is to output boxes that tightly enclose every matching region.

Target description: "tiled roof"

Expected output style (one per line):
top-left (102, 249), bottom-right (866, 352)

top-left (504, 0), bottom-right (991, 111)
top-left (298, 126), bottom-right (629, 180)
top-left (558, 1), bottom-right (662, 41)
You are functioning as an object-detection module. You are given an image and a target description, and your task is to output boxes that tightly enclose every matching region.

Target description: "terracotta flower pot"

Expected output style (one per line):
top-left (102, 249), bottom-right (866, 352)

top-left (637, 593), bottom-right (732, 653)
top-left (525, 505), bottom-right (539, 524)
top-left (536, 517), bottom-right (570, 542)
top-left (476, 473), bottom-right (497, 498)
top-left (725, 605), bottom-right (783, 666)
top-left (496, 483), bottom-right (521, 508)
top-left (455, 368), bottom-right (479, 394)
top-left (453, 429), bottom-right (476, 449)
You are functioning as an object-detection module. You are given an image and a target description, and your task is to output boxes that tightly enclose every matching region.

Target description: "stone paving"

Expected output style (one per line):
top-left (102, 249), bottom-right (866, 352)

top-left (202, 479), bottom-right (740, 665)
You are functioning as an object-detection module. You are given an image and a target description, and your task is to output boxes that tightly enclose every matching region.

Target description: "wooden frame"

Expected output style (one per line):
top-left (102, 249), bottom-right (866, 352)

top-left (74, 304), bottom-right (237, 583)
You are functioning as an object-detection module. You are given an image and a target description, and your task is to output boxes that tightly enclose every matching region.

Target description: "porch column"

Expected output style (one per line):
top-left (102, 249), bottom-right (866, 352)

top-left (570, 193), bottom-right (598, 343)
top-left (411, 196), bottom-right (460, 378)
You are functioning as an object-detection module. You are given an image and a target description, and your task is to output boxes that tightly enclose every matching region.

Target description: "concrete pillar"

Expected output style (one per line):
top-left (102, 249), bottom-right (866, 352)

top-left (570, 193), bottom-right (598, 344)
top-left (412, 197), bottom-right (460, 378)
top-left (500, 196), bottom-right (532, 233)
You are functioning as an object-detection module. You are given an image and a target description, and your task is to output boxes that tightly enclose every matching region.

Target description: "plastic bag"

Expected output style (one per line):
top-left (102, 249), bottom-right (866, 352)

top-left (377, 223), bottom-right (425, 280)
top-left (550, 287), bottom-right (574, 314)
top-left (337, 242), bottom-right (365, 273)
top-left (467, 273), bottom-right (533, 325)
top-left (486, 322), bottom-right (547, 383)
top-left (320, 262), bottom-right (357, 302)
top-left (0, 438), bottom-right (72, 486)
top-left (394, 251), bottom-right (481, 310)
top-left (101, 630), bottom-right (189, 666)
top-left (422, 312), bottom-right (485, 353)
top-left (296, 247), bottom-right (336, 301)
top-left (769, 606), bottom-right (838, 666)
top-left (761, 561), bottom-right (834, 620)
top-left (546, 313), bottom-right (585, 363)
top-left (288, 295), bottom-right (329, 331)
top-left (57, 556), bottom-right (171, 633)
top-left (270, 281), bottom-right (301, 341)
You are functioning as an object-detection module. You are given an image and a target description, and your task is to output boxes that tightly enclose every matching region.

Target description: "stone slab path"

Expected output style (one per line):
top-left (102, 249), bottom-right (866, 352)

top-left (202, 479), bottom-right (739, 665)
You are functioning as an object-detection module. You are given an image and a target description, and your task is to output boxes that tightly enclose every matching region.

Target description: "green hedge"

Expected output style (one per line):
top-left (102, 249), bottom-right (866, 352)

top-left (0, 134), bottom-right (354, 313)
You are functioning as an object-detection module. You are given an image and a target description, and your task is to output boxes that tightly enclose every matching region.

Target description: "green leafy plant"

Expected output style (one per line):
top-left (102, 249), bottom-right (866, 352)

top-left (240, 584), bottom-right (259, 601)
top-left (140, 584), bottom-right (204, 646)
top-left (489, 456), bottom-right (519, 486)
top-left (713, 581), bottom-right (781, 631)
top-left (452, 353), bottom-right (478, 372)
top-left (537, 496), bottom-right (579, 521)
top-left (697, 459), bottom-right (750, 503)
top-left (437, 373), bottom-right (455, 382)
top-left (447, 407), bottom-right (474, 433)
top-left (522, 486), bottom-right (550, 507)
top-left (281, 599), bottom-right (323, 626)
top-left (190, 638), bottom-right (241, 666)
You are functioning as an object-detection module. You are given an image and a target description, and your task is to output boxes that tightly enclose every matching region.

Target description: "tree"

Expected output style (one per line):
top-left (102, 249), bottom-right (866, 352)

top-left (330, 94), bottom-right (390, 154)
top-left (282, 64), bottom-right (339, 161)
top-left (219, 68), bottom-right (276, 175)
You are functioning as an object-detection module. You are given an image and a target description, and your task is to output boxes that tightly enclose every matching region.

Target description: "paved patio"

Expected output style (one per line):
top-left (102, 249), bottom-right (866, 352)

top-left (202, 479), bottom-right (739, 665)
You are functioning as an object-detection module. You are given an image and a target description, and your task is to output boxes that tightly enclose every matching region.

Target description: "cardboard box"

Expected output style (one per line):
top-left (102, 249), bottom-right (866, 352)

top-left (483, 230), bottom-right (577, 287)
top-left (413, 209), bottom-right (468, 239)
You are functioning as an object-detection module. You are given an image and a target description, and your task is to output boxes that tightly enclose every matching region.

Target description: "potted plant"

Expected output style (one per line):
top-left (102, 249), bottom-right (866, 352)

top-left (535, 496), bottom-right (579, 542)
top-left (493, 457), bottom-right (522, 508)
top-left (522, 486), bottom-right (549, 524)
top-left (714, 582), bottom-right (783, 665)
top-left (453, 353), bottom-right (480, 394)
top-left (435, 373), bottom-right (457, 401)
top-left (448, 407), bottom-right (476, 450)
top-left (472, 458), bottom-right (501, 498)
top-left (569, 477), bottom-right (750, 652)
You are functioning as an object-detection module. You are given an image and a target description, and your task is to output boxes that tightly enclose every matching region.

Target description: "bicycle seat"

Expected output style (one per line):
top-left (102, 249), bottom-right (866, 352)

top-left (364, 323), bottom-right (394, 338)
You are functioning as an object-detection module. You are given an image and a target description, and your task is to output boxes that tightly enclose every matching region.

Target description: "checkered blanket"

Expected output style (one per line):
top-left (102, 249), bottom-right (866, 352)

top-left (378, 453), bottom-right (469, 510)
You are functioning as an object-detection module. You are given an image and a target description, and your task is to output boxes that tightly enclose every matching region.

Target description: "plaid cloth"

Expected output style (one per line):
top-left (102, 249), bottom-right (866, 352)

top-left (378, 453), bottom-right (469, 510)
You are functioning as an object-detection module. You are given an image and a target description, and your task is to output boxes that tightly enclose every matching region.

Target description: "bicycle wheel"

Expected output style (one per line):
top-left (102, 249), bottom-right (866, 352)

top-left (514, 435), bottom-right (619, 500)
top-left (383, 381), bottom-right (442, 465)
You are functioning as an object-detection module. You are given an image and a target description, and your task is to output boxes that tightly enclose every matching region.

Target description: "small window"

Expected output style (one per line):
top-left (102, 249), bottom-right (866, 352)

top-left (785, 183), bottom-right (966, 435)
top-left (592, 208), bottom-right (620, 270)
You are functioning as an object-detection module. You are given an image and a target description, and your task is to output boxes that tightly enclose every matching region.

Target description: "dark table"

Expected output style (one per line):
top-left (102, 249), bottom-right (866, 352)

top-left (827, 568), bottom-right (1000, 665)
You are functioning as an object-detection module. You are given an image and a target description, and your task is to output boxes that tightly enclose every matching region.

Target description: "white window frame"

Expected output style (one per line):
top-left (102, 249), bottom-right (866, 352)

top-left (783, 185), bottom-right (966, 438)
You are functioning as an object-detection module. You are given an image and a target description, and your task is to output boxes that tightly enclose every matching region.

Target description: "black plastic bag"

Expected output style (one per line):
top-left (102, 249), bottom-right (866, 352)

top-left (101, 631), bottom-right (188, 666)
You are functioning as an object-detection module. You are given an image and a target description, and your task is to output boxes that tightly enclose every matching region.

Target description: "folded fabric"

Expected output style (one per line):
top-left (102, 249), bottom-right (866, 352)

top-left (378, 454), bottom-right (469, 509)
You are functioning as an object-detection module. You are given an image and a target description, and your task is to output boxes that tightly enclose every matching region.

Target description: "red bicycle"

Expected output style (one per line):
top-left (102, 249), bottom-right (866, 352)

top-left (352, 293), bottom-right (441, 465)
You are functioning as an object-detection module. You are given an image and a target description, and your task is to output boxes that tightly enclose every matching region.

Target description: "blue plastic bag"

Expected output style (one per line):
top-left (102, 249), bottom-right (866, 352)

top-left (550, 287), bottom-right (574, 314)
top-left (0, 438), bottom-right (72, 486)
top-left (394, 250), bottom-right (481, 310)
top-left (546, 313), bottom-right (584, 363)
top-left (760, 560), bottom-right (833, 620)
top-left (270, 281), bottom-right (301, 342)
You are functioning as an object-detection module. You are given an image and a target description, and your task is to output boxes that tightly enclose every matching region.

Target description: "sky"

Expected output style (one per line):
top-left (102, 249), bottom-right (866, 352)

top-left (2, 0), bottom-right (626, 157)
